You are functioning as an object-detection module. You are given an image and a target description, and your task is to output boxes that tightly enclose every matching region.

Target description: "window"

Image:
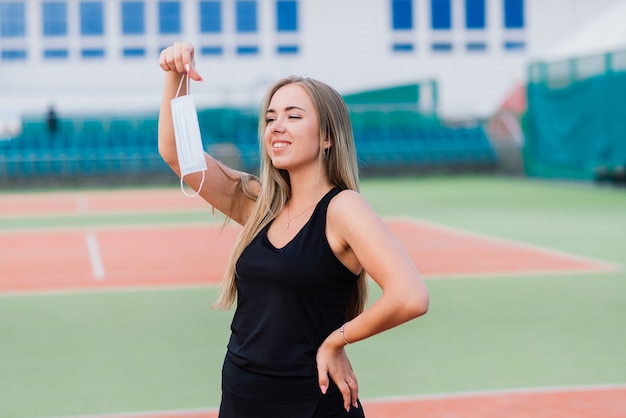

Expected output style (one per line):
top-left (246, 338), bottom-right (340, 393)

top-left (466, 42), bottom-right (487, 51)
top-left (504, 40), bottom-right (524, 50)
top-left (81, 48), bottom-right (104, 58)
top-left (123, 47), bottom-right (145, 57)
top-left (432, 42), bottom-right (452, 51)
top-left (43, 1), bottom-right (67, 36)
top-left (277, 45), bottom-right (298, 54)
top-left (159, 1), bottom-right (181, 34)
top-left (236, 1), bottom-right (257, 33)
top-left (201, 46), bottom-right (223, 56)
top-left (431, 0), bottom-right (451, 30)
top-left (2, 49), bottom-right (27, 60)
top-left (391, 0), bottom-right (412, 30)
top-left (391, 0), bottom-right (414, 53)
top-left (122, 1), bottom-right (144, 35)
top-left (276, 0), bottom-right (297, 32)
top-left (504, 0), bottom-right (524, 29)
top-left (44, 48), bottom-right (68, 58)
top-left (0, 2), bottom-right (26, 37)
top-left (200, 1), bottom-right (221, 33)
top-left (80, 2), bottom-right (104, 36)
top-left (393, 43), bottom-right (414, 52)
top-left (237, 45), bottom-right (258, 55)
top-left (465, 0), bottom-right (485, 29)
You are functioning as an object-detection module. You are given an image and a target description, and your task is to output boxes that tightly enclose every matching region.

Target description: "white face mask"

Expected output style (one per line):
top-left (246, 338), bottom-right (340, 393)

top-left (171, 73), bottom-right (207, 197)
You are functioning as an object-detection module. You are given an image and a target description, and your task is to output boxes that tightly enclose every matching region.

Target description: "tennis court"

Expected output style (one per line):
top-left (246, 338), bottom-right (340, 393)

top-left (1, 176), bottom-right (625, 417)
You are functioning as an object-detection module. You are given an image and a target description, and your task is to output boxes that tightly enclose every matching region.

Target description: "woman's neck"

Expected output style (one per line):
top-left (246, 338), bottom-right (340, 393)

top-left (287, 173), bottom-right (333, 208)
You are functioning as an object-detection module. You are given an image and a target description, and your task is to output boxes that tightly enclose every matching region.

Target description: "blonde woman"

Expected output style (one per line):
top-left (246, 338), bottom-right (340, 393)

top-left (158, 42), bottom-right (429, 418)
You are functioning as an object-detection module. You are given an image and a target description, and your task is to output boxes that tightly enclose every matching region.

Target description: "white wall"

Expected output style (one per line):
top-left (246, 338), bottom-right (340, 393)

top-left (0, 0), bottom-right (623, 119)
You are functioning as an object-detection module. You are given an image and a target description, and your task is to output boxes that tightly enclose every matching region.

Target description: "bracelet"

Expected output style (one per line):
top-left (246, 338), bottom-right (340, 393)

top-left (339, 322), bottom-right (351, 345)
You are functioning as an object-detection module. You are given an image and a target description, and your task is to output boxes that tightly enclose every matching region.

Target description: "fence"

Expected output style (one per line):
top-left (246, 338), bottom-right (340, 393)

top-left (523, 49), bottom-right (626, 181)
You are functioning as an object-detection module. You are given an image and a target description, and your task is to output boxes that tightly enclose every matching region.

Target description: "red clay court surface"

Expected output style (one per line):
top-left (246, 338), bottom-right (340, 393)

top-left (0, 188), bottom-right (614, 293)
top-left (1, 188), bottom-right (623, 417)
top-left (27, 386), bottom-right (626, 418)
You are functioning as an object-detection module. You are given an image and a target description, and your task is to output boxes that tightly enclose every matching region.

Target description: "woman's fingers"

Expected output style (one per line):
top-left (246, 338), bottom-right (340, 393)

top-left (188, 65), bottom-right (204, 81)
top-left (158, 42), bottom-right (203, 80)
top-left (316, 342), bottom-right (360, 412)
top-left (172, 42), bottom-right (187, 73)
top-left (158, 47), bottom-right (172, 72)
top-left (337, 374), bottom-right (359, 412)
top-left (345, 375), bottom-right (359, 410)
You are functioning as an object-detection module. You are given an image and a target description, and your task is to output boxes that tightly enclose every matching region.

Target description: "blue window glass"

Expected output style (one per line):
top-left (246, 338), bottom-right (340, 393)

top-left (393, 43), bottom-right (414, 52)
top-left (0, 2), bottom-right (26, 37)
top-left (123, 47), bottom-right (145, 57)
top-left (277, 45), bottom-right (298, 54)
top-left (236, 1), bottom-right (257, 33)
top-left (391, 0), bottom-right (412, 30)
top-left (80, 2), bottom-right (104, 36)
top-left (159, 1), bottom-right (181, 34)
top-left (432, 42), bottom-right (452, 51)
top-left (44, 48), bottom-right (68, 58)
top-left (201, 46), bottom-right (223, 55)
top-left (504, 0), bottom-right (524, 29)
top-left (465, 0), bottom-right (485, 29)
top-left (2, 49), bottom-right (27, 60)
top-left (431, 0), bottom-right (451, 29)
top-left (200, 1), bottom-right (221, 33)
top-left (504, 40), bottom-right (524, 50)
top-left (82, 48), bottom-right (105, 58)
top-left (43, 2), bottom-right (67, 36)
top-left (466, 42), bottom-right (486, 51)
top-left (237, 45), bottom-right (258, 55)
top-left (122, 1), bottom-right (144, 35)
top-left (276, 1), bottom-right (297, 32)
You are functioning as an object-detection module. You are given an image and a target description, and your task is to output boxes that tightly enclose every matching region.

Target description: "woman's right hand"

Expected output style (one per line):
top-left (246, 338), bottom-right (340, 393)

top-left (157, 41), bottom-right (257, 223)
top-left (157, 41), bottom-right (205, 188)
top-left (159, 41), bottom-right (203, 82)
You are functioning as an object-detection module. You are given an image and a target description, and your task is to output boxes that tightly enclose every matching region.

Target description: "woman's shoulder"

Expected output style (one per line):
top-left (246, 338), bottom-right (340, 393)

top-left (328, 188), bottom-right (375, 223)
top-left (331, 188), bottom-right (361, 204)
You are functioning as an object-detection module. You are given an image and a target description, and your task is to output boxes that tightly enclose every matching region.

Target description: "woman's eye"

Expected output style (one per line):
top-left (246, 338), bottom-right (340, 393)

top-left (266, 118), bottom-right (275, 123)
top-left (288, 115), bottom-right (301, 119)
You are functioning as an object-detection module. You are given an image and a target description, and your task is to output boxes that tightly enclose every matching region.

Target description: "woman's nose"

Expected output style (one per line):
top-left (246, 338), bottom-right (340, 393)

top-left (271, 118), bottom-right (285, 132)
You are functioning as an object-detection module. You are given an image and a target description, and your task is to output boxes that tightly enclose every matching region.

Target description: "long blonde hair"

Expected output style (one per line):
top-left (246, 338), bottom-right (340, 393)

top-left (213, 76), bottom-right (368, 320)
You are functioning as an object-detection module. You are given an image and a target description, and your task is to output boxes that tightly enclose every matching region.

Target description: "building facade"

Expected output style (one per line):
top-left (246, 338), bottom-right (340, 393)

top-left (0, 0), bottom-right (622, 118)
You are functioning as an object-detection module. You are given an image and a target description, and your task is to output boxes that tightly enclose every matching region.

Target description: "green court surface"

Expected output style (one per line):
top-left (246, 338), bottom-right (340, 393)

top-left (1, 176), bottom-right (625, 418)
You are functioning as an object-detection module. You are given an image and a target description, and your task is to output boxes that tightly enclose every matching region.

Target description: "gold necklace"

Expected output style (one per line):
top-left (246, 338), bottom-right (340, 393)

top-left (286, 202), bottom-right (317, 229)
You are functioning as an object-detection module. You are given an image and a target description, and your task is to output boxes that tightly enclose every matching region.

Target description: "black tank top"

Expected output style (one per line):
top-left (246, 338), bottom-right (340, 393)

top-left (227, 187), bottom-right (359, 380)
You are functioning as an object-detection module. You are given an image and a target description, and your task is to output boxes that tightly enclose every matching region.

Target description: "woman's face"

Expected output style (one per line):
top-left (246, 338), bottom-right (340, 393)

top-left (264, 83), bottom-right (324, 171)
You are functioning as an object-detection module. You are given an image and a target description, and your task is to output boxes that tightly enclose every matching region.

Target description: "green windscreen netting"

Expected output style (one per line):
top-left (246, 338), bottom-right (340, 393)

top-left (523, 50), bottom-right (626, 179)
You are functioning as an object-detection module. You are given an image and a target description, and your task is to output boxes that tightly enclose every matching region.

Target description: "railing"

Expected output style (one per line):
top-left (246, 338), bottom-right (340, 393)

top-left (1, 108), bottom-right (497, 187)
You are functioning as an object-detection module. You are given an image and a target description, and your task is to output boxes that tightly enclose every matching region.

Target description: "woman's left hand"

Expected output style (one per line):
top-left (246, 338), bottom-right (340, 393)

top-left (316, 337), bottom-right (359, 412)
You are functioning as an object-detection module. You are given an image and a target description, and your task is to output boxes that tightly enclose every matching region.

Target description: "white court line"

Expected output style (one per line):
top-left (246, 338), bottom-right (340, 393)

top-left (85, 231), bottom-right (105, 281)
top-left (390, 216), bottom-right (621, 272)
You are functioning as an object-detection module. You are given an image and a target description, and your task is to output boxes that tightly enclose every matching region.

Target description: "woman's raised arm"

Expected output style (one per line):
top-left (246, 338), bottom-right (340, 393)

top-left (158, 42), bottom-right (258, 224)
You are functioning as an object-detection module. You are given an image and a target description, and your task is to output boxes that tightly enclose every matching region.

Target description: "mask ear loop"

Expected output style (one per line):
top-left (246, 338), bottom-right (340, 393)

top-left (175, 72), bottom-right (185, 98)
top-left (174, 72), bottom-right (206, 198)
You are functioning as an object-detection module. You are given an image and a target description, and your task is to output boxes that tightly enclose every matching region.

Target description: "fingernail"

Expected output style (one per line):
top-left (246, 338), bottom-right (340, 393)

top-left (320, 385), bottom-right (327, 394)
top-left (185, 64), bottom-right (190, 73)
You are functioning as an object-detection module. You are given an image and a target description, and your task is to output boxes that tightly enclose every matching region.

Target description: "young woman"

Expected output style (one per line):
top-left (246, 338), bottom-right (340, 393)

top-left (158, 41), bottom-right (429, 418)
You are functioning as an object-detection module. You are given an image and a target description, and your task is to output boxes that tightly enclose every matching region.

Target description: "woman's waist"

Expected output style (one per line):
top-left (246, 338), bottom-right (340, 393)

top-left (222, 354), bottom-right (339, 401)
